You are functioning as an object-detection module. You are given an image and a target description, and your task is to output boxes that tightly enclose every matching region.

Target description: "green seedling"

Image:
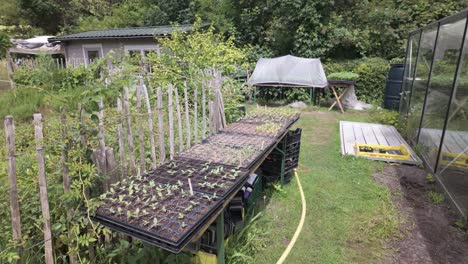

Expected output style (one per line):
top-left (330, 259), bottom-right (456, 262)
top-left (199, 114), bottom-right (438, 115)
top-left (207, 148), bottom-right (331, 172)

top-left (178, 213), bottom-right (185, 219)
top-left (150, 218), bottom-right (159, 229)
top-left (134, 208), bottom-right (140, 218)
top-left (162, 206), bottom-right (167, 213)
top-left (181, 222), bottom-right (188, 228)
top-left (109, 208), bottom-right (115, 214)
top-left (118, 195), bottom-right (125, 202)
top-left (149, 180), bottom-right (156, 188)
top-left (190, 201), bottom-right (199, 207)
top-left (185, 205), bottom-right (193, 212)
top-left (117, 207), bottom-right (123, 216)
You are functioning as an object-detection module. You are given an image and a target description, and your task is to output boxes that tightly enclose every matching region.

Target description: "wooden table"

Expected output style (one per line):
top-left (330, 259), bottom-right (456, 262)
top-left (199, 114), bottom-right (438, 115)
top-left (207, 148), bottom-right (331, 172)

top-left (327, 80), bottom-right (356, 114)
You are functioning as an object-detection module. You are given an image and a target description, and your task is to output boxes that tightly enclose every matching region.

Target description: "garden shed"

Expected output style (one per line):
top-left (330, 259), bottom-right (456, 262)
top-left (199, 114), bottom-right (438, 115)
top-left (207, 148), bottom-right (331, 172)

top-left (400, 10), bottom-right (468, 219)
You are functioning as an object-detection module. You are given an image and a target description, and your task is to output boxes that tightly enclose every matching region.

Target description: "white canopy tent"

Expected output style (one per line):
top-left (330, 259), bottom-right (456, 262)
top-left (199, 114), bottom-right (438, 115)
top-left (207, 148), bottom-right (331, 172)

top-left (247, 55), bottom-right (328, 88)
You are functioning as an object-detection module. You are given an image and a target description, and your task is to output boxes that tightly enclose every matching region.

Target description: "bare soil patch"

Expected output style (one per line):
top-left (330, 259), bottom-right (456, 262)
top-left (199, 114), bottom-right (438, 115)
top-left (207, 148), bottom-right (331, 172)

top-left (374, 165), bottom-right (468, 264)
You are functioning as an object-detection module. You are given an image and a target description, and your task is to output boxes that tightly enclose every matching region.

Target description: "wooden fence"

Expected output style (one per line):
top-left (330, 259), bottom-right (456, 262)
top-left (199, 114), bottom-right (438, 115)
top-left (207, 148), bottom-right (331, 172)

top-left (3, 71), bottom-right (226, 263)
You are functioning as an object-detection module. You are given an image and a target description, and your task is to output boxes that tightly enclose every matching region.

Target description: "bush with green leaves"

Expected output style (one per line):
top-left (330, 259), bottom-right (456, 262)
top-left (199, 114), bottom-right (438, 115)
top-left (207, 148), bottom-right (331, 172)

top-left (327, 72), bottom-right (359, 81)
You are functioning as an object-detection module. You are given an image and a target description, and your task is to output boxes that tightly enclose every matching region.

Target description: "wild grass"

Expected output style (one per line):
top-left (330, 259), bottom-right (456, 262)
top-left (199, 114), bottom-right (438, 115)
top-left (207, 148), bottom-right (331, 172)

top-left (246, 109), bottom-right (400, 263)
top-left (0, 60), bottom-right (11, 92)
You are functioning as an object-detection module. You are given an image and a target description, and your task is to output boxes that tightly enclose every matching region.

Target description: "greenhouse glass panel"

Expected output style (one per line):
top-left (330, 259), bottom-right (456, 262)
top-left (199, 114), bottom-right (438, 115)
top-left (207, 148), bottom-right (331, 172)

top-left (419, 17), bottom-right (467, 171)
top-left (437, 18), bottom-right (468, 216)
top-left (406, 27), bottom-right (437, 144)
top-left (400, 32), bottom-right (421, 121)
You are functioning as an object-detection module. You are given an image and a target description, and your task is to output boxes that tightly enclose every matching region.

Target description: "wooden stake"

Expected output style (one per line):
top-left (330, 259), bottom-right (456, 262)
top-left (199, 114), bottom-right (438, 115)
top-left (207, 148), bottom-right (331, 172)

top-left (184, 83), bottom-right (191, 148)
top-left (116, 97), bottom-right (127, 179)
top-left (4, 116), bottom-right (22, 258)
top-left (78, 103), bottom-right (87, 146)
top-left (33, 114), bottom-right (54, 264)
top-left (142, 82), bottom-right (157, 169)
top-left (168, 84), bottom-right (175, 159)
top-left (194, 88), bottom-right (199, 144)
top-left (157, 87), bottom-right (166, 163)
top-left (97, 99), bottom-right (108, 190)
top-left (136, 83), bottom-right (146, 173)
top-left (174, 87), bottom-right (184, 152)
top-left (202, 83), bottom-right (207, 139)
top-left (123, 87), bottom-right (137, 173)
top-left (60, 111), bottom-right (77, 264)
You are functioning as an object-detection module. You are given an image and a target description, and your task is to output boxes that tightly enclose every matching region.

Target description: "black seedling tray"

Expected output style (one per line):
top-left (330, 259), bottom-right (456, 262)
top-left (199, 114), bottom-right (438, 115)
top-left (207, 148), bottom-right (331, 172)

top-left (95, 188), bottom-right (223, 248)
top-left (143, 157), bottom-right (249, 198)
top-left (203, 132), bottom-right (276, 150)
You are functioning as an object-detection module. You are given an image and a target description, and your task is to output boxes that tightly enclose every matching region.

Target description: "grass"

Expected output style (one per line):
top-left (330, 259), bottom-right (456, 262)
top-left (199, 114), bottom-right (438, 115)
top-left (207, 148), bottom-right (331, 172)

top-left (0, 60), bottom-right (11, 92)
top-left (428, 191), bottom-right (445, 205)
top-left (245, 109), bottom-right (400, 263)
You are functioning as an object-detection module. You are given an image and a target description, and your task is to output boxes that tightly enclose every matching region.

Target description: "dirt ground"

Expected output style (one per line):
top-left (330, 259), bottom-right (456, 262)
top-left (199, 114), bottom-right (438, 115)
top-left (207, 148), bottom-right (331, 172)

top-left (374, 165), bottom-right (468, 264)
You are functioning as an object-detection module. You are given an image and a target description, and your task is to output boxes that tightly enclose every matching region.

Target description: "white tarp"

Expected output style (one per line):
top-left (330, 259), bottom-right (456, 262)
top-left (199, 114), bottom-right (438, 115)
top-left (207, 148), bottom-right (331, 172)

top-left (248, 55), bottom-right (328, 88)
top-left (9, 36), bottom-right (64, 55)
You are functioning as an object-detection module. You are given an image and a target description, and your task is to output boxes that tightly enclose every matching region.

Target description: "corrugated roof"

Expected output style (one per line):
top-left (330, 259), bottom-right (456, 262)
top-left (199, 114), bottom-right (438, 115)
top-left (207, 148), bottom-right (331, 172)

top-left (49, 24), bottom-right (194, 42)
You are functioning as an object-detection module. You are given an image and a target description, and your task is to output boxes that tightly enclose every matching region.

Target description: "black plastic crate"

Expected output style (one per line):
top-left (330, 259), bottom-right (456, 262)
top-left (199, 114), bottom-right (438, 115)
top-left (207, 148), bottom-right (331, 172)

top-left (285, 128), bottom-right (302, 145)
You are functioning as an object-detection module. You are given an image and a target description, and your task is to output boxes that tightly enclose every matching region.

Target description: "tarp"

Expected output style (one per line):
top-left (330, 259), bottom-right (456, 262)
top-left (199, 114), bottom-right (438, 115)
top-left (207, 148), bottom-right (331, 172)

top-left (9, 36), bottom-right (64, 55)
top-left (248, 55), bottom-right (328, 88)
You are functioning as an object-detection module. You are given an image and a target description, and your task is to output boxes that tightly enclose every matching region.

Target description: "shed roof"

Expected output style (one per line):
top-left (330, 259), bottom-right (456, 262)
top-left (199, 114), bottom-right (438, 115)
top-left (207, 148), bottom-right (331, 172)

top-left (49, 24), bottom-right (194, 42)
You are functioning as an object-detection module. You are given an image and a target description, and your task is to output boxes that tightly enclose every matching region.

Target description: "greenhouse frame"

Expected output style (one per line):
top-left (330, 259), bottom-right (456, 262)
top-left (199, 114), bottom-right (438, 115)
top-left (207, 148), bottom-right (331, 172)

top-left (400, 10), bottom-right (468, 219)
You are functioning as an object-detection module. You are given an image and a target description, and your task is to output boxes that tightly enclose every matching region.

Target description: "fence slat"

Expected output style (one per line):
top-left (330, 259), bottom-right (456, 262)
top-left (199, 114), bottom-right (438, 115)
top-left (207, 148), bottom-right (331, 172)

top-left (174, 87), bottom-right (184, 152)
top-left (202, 83), bottom-right (207, 139)
top-left (116, 97), bottom-right (127, 179)
top-left (123, 87), bottom-right (137, 173)
top-left (97, 99), bottom-right (108, 190)
top-left (60, 110), bottom-right (77, 264)
top-left (157, 87), bottom-right (166, 163)
top-left (168, 84), bottom-right (175, 159)
top-left (136, 83), bottom-right (146, 173)
top-left (184, 84), bottom-right (191, 148)
top-left (4, 116), bottom-right (22, 258)
top-left (33, 113), bottom-right (54, 264)
top-left (78, 103), bottom-right (87, 146)
top-left (142, 82), bottom-right (157, 169)
top-left (194, 88), bottom-right (199, 144)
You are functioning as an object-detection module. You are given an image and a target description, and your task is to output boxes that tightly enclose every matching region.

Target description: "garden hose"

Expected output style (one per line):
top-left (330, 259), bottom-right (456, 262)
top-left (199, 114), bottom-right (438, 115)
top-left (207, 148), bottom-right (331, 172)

top-left (276, 164), bottom-right (310, 264)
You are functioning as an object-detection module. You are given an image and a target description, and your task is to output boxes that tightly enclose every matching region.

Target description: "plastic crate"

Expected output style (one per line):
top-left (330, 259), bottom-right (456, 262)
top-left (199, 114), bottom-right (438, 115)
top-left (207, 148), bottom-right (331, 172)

top-left (285, 128), bottom-right (302, 145)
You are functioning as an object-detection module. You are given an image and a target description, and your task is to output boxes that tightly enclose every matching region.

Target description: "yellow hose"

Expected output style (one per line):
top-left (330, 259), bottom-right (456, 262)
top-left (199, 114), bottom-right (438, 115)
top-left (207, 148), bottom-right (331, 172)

top-left (276, 169), bottom-right (307, 264)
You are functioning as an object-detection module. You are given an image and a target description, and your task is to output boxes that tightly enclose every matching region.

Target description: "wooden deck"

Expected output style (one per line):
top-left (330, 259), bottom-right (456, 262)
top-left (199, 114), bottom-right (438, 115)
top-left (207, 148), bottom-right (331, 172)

top-left (340, 121), bottom-right (422, 165)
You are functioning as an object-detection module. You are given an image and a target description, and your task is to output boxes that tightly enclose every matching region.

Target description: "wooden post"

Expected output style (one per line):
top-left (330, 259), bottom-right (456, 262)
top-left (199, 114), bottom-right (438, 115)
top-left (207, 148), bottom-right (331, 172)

top-left (168, 84), bottom-right (175, 159)
top-left (116, 97), bottom-right (127, 179)
top-left (208, 101), bottom-right (214, 135)
top-left (174, 87), bottom-right (184, 152)
top-left (157, 87), bottom-right (166, 163)
top-left (142, 82), bottom-right (157, 169)
top-left (202, 83), bottom-right (207, 139)
top-left (184, 83), bottom-right (191, 148)
top-left (136, 84), bottom-right (146, 174)
top-left (78, 103), bottom-right (87, 146)
top-left (123, 87), bottom-right (137, 173)
top-left (5, 50), bottom-right (15, 89)
top-left (33, 114), bottom-right (54, 264)
top-left (194, 88), bottom-right (199, 144)
top-left (60, 110), bottom-right (78, 264)
top-left (4, 116), bottom-right (22, 258)
top-left (97, 99), bottom-right (108, 191)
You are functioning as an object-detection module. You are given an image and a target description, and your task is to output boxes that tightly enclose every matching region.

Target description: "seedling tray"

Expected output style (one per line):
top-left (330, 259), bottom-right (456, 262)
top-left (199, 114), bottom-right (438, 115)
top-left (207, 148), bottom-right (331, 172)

top-left (143, 158), bottom-right (249, 198)
top-left (203, 132), bottom-right (276, 150)
top-left (178, 143), bottom-right (263, 168)
top-left (95, 181), bottom-right (223, 248)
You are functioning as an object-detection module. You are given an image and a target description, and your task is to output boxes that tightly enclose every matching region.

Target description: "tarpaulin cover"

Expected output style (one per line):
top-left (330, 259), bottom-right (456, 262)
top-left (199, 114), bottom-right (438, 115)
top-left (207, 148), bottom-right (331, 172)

top-left (248, 55), bottom-right (328, 88)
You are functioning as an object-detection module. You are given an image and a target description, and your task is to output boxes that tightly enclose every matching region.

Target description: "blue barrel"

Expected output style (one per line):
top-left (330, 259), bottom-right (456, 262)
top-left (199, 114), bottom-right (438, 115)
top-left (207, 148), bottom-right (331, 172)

top-left (384, 64), bottom-right (404, 110)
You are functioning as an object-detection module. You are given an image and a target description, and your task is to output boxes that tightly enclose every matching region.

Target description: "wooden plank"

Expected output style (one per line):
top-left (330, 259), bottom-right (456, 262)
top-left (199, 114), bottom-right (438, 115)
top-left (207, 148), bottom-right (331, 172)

top-left (4, 116), bottom-right (22, 257)
top-left (142, 83), bottom-right (157, 169)
top-left (340, 121), bottom-right (357, 155)
top-left (33, 113), bottom-right (54, 264)
top-left (157, 87), bottom-right (166, 163)
top-left (352, 123), bottom-right (366, 144)
top-left (184, 84), bottom-right (191, 148)
top-left (371, 124), bottom-right (390, 146)
top-left (136, 83), bottom-right (146, 173)
top-left (202, 83), bottom-right (207, 139)
top-left (174, 87), bottom-right (184, 153)
top-left (361, 126), bottom-right (379, 145)
top-left (168, 84), bottom-right (175, 159)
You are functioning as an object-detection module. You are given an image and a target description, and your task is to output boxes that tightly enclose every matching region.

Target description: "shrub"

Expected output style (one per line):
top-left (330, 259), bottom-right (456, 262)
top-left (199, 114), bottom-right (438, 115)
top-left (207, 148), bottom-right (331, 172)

top-left (327, 71), bottom-right (359, 81)
top-left (369, 108), bottom-right (401, 131)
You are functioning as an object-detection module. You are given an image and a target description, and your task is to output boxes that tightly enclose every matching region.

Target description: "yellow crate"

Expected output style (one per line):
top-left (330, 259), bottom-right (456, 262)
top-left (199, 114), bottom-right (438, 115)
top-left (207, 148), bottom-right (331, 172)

top-left (440, 152), bottom-right (468, 169)
top-left (355, 144), bottom-right (411, 161)
top-left (193, 251), bottom-right (217, 264)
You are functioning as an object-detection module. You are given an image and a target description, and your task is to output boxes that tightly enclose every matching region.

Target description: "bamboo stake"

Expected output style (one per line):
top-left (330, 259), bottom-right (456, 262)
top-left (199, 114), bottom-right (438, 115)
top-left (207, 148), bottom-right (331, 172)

top-left (123, 87), bottom-right (137, 173)
top-left (60, 111), bottom-right (77, 264)
top-left (194, 88), bottom-right (199, 143)
top-left (202, 82), bottom-right (207, 139)
top-left (208, 101), bottom-right (214, 135)
top-left (116, 97), bottom-right (127, 179)
top-left (136, 84), bottom-right (146, 173)
top-left (174, 87), bottom-right (184, 152)
top-left (184, 83), bottom-right (191, 148)
top-left (157, 87), bottom-right (166, 163)
top-left (4, 116), bottom-right (22, 258)
top-left (142, 82), bottom-right (157, 169)
top-left (168, 84), bottom-right (175, 159)
top-left (97, 99), bottom-right (108, 190)
top-left (33, 114), bottom-right (54, 264)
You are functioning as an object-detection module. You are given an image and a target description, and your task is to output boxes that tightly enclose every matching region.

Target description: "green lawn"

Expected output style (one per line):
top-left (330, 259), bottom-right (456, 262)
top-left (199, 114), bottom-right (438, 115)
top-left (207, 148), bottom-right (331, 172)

top-left (0, 60), bottom-right (11, 92)
top-left (251, 109), bottom-right (399, 263)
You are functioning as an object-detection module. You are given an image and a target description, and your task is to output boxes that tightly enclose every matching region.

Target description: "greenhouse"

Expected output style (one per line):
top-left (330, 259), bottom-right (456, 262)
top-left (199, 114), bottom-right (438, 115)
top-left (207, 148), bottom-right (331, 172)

top-left (400, 10), bottom-right (468, 218)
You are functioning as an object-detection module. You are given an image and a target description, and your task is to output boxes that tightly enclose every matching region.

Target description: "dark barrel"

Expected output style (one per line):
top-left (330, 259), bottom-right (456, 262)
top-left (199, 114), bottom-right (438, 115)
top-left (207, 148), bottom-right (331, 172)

top-left (384, 64), bottom-right (404, 110)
